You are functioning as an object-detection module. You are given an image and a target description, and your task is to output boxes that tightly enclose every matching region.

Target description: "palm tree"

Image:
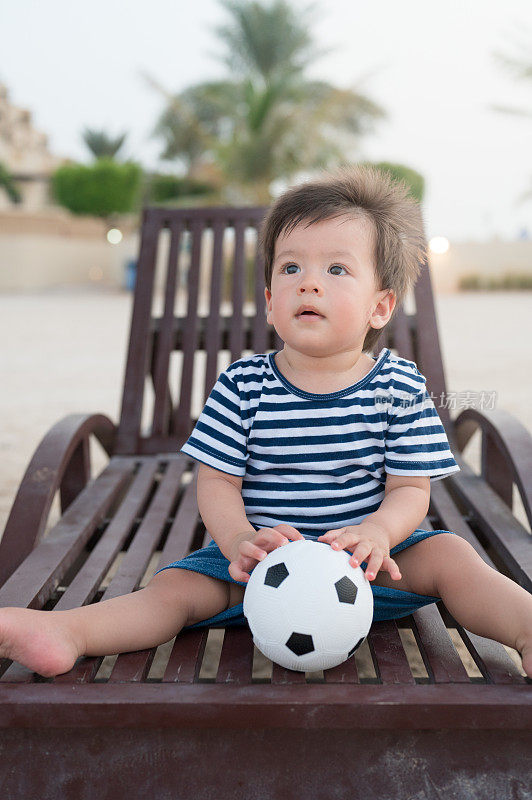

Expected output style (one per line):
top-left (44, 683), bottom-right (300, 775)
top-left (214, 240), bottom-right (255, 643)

top-left (143, 0), bottom-right (387, 203)
top-left (490, 23), bottom-right (532, 203)
top-left (82, 128), bottom-right (128, 160)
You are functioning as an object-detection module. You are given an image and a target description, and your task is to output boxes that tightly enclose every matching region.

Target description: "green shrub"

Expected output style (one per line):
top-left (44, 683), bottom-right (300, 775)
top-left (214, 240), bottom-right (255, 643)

top-left (51, 158), bottom-right (142, 217)
top-left (498, 273), bottom-right (532, 289)
top-left (458, 272), bottom-right (532, 290)
top-left (458, 274), bottom-right (483, 290)
top-left (143, 173), bottom-right (215, 204)
top-left (0, 161), bottom-right (22, 203)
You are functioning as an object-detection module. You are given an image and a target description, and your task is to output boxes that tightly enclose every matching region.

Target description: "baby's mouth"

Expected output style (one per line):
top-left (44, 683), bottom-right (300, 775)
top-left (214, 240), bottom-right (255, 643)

top-left (296, 311), bottom-right (325, 319)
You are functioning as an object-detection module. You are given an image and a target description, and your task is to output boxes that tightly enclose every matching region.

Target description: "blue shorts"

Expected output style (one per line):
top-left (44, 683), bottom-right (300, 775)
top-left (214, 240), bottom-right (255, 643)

top-left (154, 528), bottom-right (456, 630)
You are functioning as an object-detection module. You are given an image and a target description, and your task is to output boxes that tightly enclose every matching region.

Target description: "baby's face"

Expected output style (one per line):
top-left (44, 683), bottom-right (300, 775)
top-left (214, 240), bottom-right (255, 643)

top-left (265, 214), bottom-right (393, 357)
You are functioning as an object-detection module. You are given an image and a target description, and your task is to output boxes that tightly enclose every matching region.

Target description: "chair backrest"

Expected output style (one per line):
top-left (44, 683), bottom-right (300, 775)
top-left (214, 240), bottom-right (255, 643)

top-left (114, 205), bottom-right (452, 456)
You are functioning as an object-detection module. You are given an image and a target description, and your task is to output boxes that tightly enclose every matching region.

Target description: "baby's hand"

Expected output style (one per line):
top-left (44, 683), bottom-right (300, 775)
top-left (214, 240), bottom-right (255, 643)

top-left (318, 522), bottom-right (402, 582)
top-left (228, 524), bottom-right (304, 583)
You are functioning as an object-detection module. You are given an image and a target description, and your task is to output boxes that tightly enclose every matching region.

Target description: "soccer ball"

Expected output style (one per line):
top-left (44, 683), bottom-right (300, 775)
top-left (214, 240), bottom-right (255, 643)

top-left (243, 538), bottom-right (373, 671)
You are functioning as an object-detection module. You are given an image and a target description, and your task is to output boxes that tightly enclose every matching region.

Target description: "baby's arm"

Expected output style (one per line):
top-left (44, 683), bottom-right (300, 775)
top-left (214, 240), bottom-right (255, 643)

top-left (197, 463), bottom-right (303, 580)
top-left (319, 474), bottom-right (430, 580)
top-left (361, 473), bottom-right (431, 548)
top-left (196, 463), bottom-right (255, 560)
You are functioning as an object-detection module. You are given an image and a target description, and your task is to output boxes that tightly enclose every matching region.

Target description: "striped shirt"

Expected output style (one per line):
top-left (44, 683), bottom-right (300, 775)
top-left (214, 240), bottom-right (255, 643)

top-left (180, 347), bottom-right (460, 536)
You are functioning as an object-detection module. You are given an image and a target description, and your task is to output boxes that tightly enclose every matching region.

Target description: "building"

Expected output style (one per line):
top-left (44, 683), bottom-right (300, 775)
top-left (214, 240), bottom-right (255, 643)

top-left (0, 82), bottom-right (65, 210)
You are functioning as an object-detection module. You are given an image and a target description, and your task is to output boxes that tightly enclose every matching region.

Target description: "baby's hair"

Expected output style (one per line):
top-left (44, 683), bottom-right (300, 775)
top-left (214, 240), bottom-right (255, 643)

top-left (258, 163), bottom-right (427, 352)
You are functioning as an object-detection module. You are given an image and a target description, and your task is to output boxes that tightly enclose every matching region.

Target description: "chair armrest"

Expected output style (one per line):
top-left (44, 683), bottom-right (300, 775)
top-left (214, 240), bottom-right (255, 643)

top-left (453, 407), bottom-right (532, 528)
top-left (0, 413), bottom-right (117, 587)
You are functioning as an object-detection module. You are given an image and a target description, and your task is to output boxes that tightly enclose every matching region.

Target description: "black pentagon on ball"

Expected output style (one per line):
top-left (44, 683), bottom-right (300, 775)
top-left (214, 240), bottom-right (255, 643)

top-left (264, 562), bottom-right (289, 587)
top-left (334, 575), bottom-right (358, 604)
top-left (286, 631), bottom-right (315, 656)
top-left (348, 636), bottom-right (366, 657)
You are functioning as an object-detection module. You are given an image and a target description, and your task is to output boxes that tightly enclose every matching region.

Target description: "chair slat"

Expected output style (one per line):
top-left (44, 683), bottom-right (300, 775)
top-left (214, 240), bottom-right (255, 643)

top-left (448, 457), bottom-right (532, 590)
top-left (54, 459), bottom-right (186, 684)
top-left (56, 461), bottom-right (159, 611)
top-left (252, 224), bottom-right (268, 354)
top-left (151, 219), bottom-right (184, 437)
top-left (216, 627), bottom-right (254, 684)
top-left (173, 218), bottom-right (205, 443)
top-left (0, 662), bottom-right (35, 684)
top-left (413, 252), bottom-right (452, 436)
top-left (162, 629), bottom-right (209, 683)
top-left (0, 458), bottom-right (135, 610)
top-left (229, 218), bottom-right (246, 362)
top-left (271, 662), bottom-right (307, 684)
top-left (104, 460), bottom-right (187, 682)
top-left (367, 620), bottom-right (416, 684)
top-left (390, 307), bottom-right (415, 361)
top-left (430, 480), bottom-right (509, 572)
top-left (429, 480), bottom-right (482, 550)
top-left (106, 650), bottom-right (157, 683)
top-left (1, 460), bottom-right (157, 684)
top-left (410, 604), bottom-right (471, 683)
top-left (203, 219), bottom-right (226, 400)
top-left (100, 459), bottom-right (201, 685)
top-left (157, 459), bottom-right (201, 566)
top-left (323, 651), bottom-right (361, 683)
top-left (421, 479), bottom-right (527, 685)
top-left (455, 626), bottom-right (527, 685)
top-left (116, 210), bottom-right (160, 453)
top-left (60, 436), bottom-right (90, 512)
top-left (106, 459), bottom-right (184, 600)
top-left (150, 346), bottom-right (174, 441)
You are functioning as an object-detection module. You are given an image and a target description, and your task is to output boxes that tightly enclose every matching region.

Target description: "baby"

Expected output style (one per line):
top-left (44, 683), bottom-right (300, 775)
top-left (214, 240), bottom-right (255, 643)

top-left (1, 164), bottom-right (531, 679)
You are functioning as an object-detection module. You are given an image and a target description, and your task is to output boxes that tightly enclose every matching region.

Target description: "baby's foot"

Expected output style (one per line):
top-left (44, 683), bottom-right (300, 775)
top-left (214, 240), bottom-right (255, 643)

top-left (0, 606), bottom-right (82, 678)
top-left (516, 631), bottom-right (532, 679)
top-left (520, 647), bottom-right (532, 680)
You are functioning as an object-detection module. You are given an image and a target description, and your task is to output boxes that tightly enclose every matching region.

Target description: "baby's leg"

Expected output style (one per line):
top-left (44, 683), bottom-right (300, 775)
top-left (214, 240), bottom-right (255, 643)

top-left (429, 536), bottom-right (532, 676)
top-left (374, 534), bottom-right (532, 676)
top-left (0, 568), bottom-right (231, 678)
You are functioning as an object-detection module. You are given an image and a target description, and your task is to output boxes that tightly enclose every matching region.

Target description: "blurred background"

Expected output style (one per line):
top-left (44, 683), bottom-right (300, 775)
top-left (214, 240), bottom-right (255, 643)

top-left (1, 0), bottom-right (532, 535)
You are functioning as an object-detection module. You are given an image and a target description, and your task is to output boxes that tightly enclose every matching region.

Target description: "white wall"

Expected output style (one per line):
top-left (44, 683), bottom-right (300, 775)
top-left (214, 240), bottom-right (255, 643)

top-left (0, 208), bottom-right (139, 290)
top-left (428, 240), bottom-right (532, 292)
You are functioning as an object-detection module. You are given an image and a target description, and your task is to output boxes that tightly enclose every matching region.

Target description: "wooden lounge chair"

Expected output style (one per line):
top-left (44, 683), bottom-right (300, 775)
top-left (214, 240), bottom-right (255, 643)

top-left (1, 205), bottom-right (530, 799)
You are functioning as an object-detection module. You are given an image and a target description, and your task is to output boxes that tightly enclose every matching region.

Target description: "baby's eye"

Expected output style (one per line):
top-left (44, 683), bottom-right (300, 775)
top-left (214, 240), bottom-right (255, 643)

top-left (281, 264), bottom-right (347, 275)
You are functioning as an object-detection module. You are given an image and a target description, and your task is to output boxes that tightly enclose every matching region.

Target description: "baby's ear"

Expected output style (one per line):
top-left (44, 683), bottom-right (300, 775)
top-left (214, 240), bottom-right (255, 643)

top-left (264, 287), bottom-right (273, 322)
top-left (371, 289), bottom-right (395, 329)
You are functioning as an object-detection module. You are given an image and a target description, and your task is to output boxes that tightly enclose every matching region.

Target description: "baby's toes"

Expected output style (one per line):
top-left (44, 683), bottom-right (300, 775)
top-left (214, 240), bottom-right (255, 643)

top-left (520, 643), bottom-right (532, 679)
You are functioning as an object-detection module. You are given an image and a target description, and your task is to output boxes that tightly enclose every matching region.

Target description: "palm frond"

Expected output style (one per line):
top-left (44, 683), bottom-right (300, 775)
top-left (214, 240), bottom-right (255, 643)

top-left (82, 128), bottom-right (127, 159)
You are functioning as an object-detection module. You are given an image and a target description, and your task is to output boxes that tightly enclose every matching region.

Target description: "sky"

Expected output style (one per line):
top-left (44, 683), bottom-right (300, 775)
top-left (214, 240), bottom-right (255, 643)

top-left (2, 0), bottom-right (532, 242)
